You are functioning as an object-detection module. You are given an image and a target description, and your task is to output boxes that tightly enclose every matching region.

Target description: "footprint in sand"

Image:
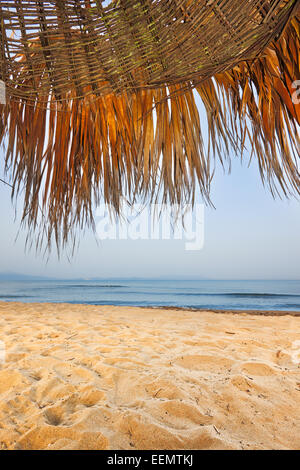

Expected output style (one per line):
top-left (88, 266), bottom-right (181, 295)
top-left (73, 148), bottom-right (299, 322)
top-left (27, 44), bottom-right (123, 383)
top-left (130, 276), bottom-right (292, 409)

top-left (43, 405), bottom-right (64, 426)
top-left (29, 377), bottom-right (76, 407)
top-left (77, 385), bottom-right (106, 407)
top-left (148, 399), bottom-right (213, 430)
top-left (174, 355), bottom-right (233, 373)
top-left (240, 362), bottom-right (277, 376)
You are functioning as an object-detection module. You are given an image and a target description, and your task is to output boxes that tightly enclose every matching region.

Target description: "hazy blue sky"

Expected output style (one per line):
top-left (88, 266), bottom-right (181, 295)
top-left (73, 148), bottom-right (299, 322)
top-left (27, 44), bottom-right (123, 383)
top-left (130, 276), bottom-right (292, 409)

top-left (0, 104), bottom-right (299, 280)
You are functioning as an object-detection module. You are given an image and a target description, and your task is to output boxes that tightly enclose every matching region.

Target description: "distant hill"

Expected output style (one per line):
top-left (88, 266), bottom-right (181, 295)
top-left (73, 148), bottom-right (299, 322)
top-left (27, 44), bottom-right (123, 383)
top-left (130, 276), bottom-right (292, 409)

top-left (0, 272), bottom-right (212, 282)
top-left (0, 272), bottom-right (55, 281)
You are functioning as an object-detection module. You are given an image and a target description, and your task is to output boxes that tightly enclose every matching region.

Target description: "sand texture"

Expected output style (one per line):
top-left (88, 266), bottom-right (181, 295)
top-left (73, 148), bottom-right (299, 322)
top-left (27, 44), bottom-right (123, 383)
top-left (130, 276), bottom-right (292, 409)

top-left (0, 302), bottom-right (299, 450)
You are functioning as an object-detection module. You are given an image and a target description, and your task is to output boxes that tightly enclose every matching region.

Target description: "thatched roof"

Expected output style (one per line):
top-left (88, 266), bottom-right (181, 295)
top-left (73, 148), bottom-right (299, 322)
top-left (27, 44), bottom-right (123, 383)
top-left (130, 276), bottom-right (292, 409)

top-left (0, 1), bottom-right (299, 250)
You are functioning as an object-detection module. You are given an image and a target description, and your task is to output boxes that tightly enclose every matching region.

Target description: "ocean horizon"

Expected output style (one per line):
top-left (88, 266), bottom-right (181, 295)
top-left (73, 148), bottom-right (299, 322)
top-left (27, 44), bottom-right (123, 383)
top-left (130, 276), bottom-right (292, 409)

top-left (0, 279), bottom-right (299, 311)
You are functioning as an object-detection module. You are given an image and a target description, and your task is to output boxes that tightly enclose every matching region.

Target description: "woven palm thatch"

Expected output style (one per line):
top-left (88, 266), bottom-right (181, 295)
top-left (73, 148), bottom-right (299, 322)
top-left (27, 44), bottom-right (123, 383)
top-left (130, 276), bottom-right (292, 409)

top-left (0, 0), bottom-right (299, 250)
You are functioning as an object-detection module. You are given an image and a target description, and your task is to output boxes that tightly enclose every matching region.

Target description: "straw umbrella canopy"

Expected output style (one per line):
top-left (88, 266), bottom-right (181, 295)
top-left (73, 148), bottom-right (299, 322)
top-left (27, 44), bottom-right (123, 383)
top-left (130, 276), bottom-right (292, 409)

top-left (0, 1), bottom-right (299, 250)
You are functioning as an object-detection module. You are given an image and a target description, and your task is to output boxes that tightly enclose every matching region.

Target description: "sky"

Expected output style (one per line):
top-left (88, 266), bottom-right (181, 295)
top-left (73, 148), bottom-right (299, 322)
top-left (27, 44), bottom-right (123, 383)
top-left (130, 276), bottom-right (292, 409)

top-left (0, 108), bottom-right (299, 280)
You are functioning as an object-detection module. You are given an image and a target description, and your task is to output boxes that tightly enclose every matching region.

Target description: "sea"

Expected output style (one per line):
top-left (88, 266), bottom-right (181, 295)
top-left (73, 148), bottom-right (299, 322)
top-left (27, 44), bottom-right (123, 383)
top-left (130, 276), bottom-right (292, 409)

top-left (0, 279), bottom-right (299, 311)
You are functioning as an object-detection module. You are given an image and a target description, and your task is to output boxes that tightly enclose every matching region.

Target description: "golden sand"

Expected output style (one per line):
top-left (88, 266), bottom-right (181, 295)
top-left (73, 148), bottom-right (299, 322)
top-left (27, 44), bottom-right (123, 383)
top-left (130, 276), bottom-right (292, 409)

top-left (0, 302), bottom-right (299, 450)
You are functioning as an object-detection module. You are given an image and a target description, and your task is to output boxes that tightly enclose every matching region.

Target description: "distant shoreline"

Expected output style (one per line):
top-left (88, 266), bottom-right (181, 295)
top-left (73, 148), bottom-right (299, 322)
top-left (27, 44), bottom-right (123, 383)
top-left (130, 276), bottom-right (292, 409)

top-left (1, 300), bottom-right (300, 317)
top-left (150, 305), bottom-right (300, 317)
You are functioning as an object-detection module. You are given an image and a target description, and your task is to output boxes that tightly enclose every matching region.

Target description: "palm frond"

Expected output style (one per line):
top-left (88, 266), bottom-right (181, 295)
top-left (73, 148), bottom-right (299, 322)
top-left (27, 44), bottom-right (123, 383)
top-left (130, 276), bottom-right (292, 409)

top-left (0, 1), bottom-right (299, 251)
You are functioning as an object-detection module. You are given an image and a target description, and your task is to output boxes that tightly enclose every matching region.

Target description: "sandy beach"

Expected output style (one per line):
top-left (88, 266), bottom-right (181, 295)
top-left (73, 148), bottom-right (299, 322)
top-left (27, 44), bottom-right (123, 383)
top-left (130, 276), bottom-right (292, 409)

top-left (0, 301), bottom-right (299, 450)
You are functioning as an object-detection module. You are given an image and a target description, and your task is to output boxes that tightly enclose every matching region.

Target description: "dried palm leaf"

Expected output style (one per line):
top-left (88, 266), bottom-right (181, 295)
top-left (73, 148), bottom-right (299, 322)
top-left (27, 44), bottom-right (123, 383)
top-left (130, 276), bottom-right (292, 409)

top-left (0, 1), bottom-right (299, 251)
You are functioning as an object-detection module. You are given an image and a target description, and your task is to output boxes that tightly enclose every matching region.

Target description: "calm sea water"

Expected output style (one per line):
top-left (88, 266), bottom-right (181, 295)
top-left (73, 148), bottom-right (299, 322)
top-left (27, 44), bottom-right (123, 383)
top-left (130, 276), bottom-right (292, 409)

top-left (0, 279), bottom-right (299, 311)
